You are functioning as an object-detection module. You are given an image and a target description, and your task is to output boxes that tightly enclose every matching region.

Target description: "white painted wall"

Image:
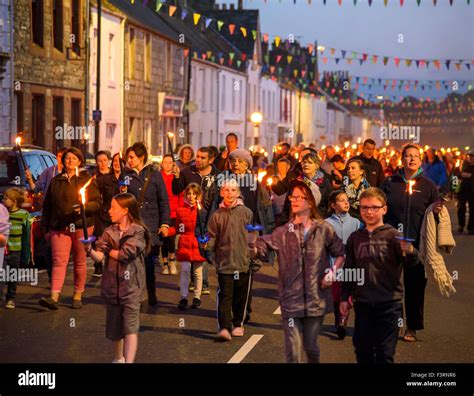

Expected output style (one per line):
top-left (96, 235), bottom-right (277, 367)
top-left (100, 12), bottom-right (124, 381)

top-left (89, 7), bottom-right (124, 154)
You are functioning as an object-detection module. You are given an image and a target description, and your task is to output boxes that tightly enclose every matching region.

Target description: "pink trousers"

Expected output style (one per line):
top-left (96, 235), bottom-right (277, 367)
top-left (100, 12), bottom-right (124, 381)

top-left (50, 227), bottom-right (93, 294)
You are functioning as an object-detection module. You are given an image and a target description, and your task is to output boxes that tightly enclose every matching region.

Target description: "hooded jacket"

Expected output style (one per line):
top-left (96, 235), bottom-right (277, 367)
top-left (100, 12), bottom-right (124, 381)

top-left (325, 212), bottom-right (362, 245)
top-left (41, 168), bottom-right (100, 231)
top-left (124, 163), bottom-right (170, 247)
top-left (176, 201), bottom-right (206, 263)
top-left (351, 154), bottom-right (385, 187)
top-left (206, 201), bottom-right (253, 274)
top-left (341, 224), bottom-right (419, 305)
top-left (255, 220), bottom-right (345, 319)
top-left (95, 223), bottom-right (147, 306)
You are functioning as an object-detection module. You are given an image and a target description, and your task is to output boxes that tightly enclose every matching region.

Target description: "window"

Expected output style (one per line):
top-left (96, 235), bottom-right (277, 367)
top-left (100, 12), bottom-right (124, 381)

top-left (209, 70), bottom-right (214, 112)
top-left (71, 0), bottom-right (81, 55)
top-left (24, 155), bottom-right (44, 180)
top-left (231, 78), bottom-right (235, 114)
top-left (71, 99), bottom-right (81, 148)
top-left (105, 124), bottom-right (116, 152)
top-left (166, 43), bottom-right (172, 83)
top-left (239, 79), bottom-right (242, 114)
top-left (200, 68), bottom-right (206, 112)
top-left (31, 0), bottom-right (44, 47)
top-left (128, 117), bottom-right (136, 147)
top-left (42, 155), bottom-right (55, 168)
top-left (91, 29), bottom-right (97, 82)
top-left (144, 33), bottom-right (151, 82)
top-left (129, 28), bottom-right (135, 80)
top-left (14, 92), bottom-right (24, 133)
top-left (108, 34), bottom-right (115, 83)
top-left (144, 120), bottom-right (152, 149)
top-left (221, 75), bottom-right (226, 111)
top-left (191, 66), bottom-right (196, 101)
top-left (52, 97), bottom-right (64, 152)
top-left (31, 95), bottom-right (45, 147)
top-left (52, 0), bottom-right (63, 52)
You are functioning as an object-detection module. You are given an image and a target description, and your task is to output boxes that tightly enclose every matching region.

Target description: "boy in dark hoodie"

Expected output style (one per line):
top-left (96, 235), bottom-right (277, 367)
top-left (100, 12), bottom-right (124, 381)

top-left (205, 179), bottom-right (255, 342)
top-left (340, 187), bottom-right (418, 364)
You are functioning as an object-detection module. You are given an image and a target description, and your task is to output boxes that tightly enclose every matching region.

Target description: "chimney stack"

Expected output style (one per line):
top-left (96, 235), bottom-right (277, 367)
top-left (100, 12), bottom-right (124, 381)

top-left (238, 0), bottom-right (243, 9)
top-left (230, 3), bottom-right (235, 10)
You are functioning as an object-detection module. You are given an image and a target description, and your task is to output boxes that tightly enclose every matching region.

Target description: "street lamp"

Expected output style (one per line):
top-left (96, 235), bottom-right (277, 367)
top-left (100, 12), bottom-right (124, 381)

top-left (250, 111), bottom-right (263, 146)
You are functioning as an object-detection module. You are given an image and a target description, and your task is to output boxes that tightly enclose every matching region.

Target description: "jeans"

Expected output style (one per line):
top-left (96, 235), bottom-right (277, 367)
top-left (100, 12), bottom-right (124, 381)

top-left (282, 315), bottom-right (325, 363)
top-left (4, 251), bottom-right (21, 300)
top-left (179, 261), bottom-right (203, 299)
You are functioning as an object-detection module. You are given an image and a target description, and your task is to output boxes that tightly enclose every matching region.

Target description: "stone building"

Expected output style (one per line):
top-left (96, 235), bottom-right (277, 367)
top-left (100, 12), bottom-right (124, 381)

top-left (0, 0), bottom-right (13, 146)
top-left (13, 0), bottom-right (87, 153)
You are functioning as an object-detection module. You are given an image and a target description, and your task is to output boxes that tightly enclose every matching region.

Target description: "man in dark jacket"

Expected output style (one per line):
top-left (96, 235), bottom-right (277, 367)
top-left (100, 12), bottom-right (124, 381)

top-left (125, 143), bottom-right (170, 306)
top-left (351, 139), bottom-right (385, 187)
top-left (214, 133), bottom-right (239, 172)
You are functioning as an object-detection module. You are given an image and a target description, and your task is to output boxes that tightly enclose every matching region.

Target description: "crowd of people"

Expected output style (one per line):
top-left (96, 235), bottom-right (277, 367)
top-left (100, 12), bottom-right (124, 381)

top-left (0, 133), bottom-right (471, 364)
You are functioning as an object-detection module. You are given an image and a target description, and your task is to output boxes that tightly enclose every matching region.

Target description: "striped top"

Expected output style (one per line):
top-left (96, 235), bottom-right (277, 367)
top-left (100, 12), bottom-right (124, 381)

top-left (7, 209), bottom-right (29, 252)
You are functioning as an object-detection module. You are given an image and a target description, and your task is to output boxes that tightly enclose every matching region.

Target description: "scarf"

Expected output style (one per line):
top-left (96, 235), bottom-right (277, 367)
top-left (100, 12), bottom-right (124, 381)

top-left (401, 167), bottom-right (423, 183)
top-left (419, 202), bottom-right (456, 297)
top-left (219, 198), bottom-right (244, 209)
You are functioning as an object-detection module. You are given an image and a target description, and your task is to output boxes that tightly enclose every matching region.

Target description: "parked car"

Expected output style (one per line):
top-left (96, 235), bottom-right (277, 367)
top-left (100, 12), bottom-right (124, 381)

top-left (0, 145), bottom-right (57, 268)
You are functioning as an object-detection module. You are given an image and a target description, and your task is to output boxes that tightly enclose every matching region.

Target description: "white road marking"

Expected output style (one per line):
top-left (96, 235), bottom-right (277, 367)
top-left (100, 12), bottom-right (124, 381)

top-left (273, 306), bottom-right (281, 315)
top-left (227, 334), bottom-right (264, 364)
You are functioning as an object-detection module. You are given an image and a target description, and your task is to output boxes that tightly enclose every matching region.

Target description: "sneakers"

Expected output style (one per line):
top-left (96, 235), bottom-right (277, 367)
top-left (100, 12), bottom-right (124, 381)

top-left (231, 326), bottom-right (244, 337)
top-left (201, 288), bottom-right (210, 295)
top-left (169, 261), bottom-right (177, 275)
top-left (5, 300), bottom-right (15, 309)
top-left (458, 226), bottom-right (464, 233)
top-left (162, 265), bottom-right (170, 275)
top-left (112, 357), bottom-right (125, 363)
top-left (148, 293), bottom-right (158, 306)
top-left (191, 298), bottom-right (201, 309)
top-left (71, 300), bottom-right (83, 309)
top-left (216, 328), bottom-right (232, 342)
top-left (188, 285), bottom-right (195, 292)
top-left (178, 298), bottom-right (188, 311)
top-left (39, 297), bottom-right (59, 311)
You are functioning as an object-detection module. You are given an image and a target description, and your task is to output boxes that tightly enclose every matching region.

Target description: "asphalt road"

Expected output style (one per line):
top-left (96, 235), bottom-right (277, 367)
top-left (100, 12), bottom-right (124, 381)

top-left (0, 201), bottom-right (472, 364)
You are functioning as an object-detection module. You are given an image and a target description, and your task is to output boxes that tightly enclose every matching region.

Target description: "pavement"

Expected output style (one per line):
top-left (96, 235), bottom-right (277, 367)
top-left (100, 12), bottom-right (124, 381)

top-left (0, 201), bottom-right (472, 363)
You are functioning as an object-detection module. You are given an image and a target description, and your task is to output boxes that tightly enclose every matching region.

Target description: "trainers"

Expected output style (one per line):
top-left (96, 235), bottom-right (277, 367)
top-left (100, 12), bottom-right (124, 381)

top-left (169, 262), bottom-right (177, 275)
top-left (188, 285), bottom-right (195, 292)
top-left (191, 298), bottom-right (201, 309)
top-left (201, 288), bottom-right (210, 295)
top-left (231, 326), bottom-right (244, 337)
top-left (112, 357), bottom-right (125, 363)
top-left (162, 265), bottom-right (170, 275)
top-left (39, 297), bottom-right (59, 311)
top-left (148, 294), bottom-right (158, 306)
top-left (458, 226), bottom-right (464, 233)
top-left (5, 300), bottom-right (15, 309)
top-left (216, 328), bottom-right (232, 342)
top-left (178, 298), bottom-right (188, 311)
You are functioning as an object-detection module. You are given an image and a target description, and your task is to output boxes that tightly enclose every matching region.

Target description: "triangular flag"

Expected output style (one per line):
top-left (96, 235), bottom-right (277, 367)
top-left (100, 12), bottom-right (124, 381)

top-left (155, 1), bottom-right (163, 12)
top-left (229, 52), bottom-right (235, 60)
top-left (181, 10), bottom-right (187, 20)
top-left (383, 56), bottom-right (389, 65)
top-left (183, 48), bottom-right (189, 57)
top-left (205, 18), bottom-right (212, 28)
top-left (394, 57), bottom-right (400, 67)
top-left (193, 13), bottom-right (201, 25)
top-left (242, 53), bottom-right (247, 62)
top-left (263, 33), bottom-right (269, 43)
top-left (287, 55), bottom-right (293, 64)
top-left (169, 5), bottom-right (177, 16)
top-left (276, 55), bottom-right (282, 63)
top-left (217, 20), bottom-right (224, 31)
top-left (341, 50), bottom-right (346, 58)
top-left (240, 27), bottom-right (247, 37)
top-left (275, 36), bottom-right (281, 47)
top-left (229, 24), bottom-right (236, 35)
top-left (252, 30), bottom-right (257, 40)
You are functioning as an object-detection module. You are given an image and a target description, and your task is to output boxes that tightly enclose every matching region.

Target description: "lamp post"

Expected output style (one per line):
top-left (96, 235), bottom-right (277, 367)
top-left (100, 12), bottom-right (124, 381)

top-left (250, 111), bottom-right (263, 146)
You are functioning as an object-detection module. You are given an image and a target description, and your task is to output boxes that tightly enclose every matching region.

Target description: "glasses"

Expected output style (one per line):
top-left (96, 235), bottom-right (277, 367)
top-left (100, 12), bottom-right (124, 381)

top-left (404, 155), bottom-right (420, 160)
top-left (288, 195), bottom-right (308, 202)
top-left (360, 205), bottom-right (385, 213)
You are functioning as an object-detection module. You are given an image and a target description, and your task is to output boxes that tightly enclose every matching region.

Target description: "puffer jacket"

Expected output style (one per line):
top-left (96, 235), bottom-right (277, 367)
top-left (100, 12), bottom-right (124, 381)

top-left (124, 163), bottom-right (170, 247)
top-left (41, 168), bottom-right (100, 231)
top-left (176, 201), bottom-right (206, 263)
top-left (95, 223), bottom-right (147, 306)
top-left (255, 220), bottom-right (345, 319)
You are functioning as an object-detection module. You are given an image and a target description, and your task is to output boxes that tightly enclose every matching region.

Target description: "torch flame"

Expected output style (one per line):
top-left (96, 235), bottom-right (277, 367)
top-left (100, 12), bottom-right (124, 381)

top-left (257, 170), bottom-right (267, 183)
top-left (197, 202), bottom-right (202, 211)
top-left (408, 180), bottom-right (416, 195)
top-left (357, 137), bottom-right (362, 144)
top-left (266, 177), bottom-right (273, 186)
top-left (455, 159), bottom-right (460, 168)
top-left (79, 178), bottom-right (94, 205)
top-left (167, 132), bottom-right (174, 138)
top-left (15, 137), bottom-right (22, 146)
top-left (294, 152), bottom-right (299, 160)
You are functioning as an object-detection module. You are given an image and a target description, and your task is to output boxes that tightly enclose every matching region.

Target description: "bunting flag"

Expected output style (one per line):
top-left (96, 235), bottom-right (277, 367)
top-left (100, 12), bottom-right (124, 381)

top-left (193, 13), bottom-right (201, 25)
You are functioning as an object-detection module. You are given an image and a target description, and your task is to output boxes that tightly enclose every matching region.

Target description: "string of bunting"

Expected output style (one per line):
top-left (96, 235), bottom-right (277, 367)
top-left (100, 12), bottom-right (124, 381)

top-left (250, 0), bottom-right (471, 6)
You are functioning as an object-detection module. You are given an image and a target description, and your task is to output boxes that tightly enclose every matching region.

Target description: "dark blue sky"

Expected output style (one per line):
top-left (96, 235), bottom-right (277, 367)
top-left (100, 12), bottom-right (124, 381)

top-left (219, 0), bottom-right (474, 101)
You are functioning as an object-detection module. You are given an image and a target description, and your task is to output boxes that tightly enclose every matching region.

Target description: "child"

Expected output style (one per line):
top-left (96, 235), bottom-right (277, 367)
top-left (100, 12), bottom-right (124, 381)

top-left (84, 193), bottom-right (150, 363)
top-left (176, 183), bottom-right (206, 310)
top-left (325, 190), bottom-right (362, 340)
top-left (340, 187), bottom-right (418, 364)
top-left (0, 200), bottom-right (11, 270)
top-left (205, 179), bottom-right (254, 341)
top-left (2, 188), bottom-right (31, 309)
top-left (251, 179), bottom-right (345, 363)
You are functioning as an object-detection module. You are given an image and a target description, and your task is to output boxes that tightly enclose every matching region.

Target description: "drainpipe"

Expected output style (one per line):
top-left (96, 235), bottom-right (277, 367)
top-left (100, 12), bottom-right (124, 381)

top-left (84, 0), bottom-right (90, 154)
top-left (216, 68), bottom-right (221, 147)
top-left (9, 0), bottom-right (14, 144)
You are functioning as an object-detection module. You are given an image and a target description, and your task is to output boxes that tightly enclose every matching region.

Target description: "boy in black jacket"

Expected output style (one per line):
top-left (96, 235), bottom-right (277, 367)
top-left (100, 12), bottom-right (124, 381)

top-left (340, 188), bottom-right (418, 364)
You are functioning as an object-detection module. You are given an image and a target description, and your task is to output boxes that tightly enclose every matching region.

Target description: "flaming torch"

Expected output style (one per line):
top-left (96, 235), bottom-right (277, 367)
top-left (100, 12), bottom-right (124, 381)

top-left (167, 132), bottom-right (175, 158)
top-left (118, 151), bottom-right (127, 193)
top-left (397, 179), bottom-right (416, 255)
top-left (78, 177), bottom-right (96, 243)
top-left (15, 137), bottom-right (27, 170)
